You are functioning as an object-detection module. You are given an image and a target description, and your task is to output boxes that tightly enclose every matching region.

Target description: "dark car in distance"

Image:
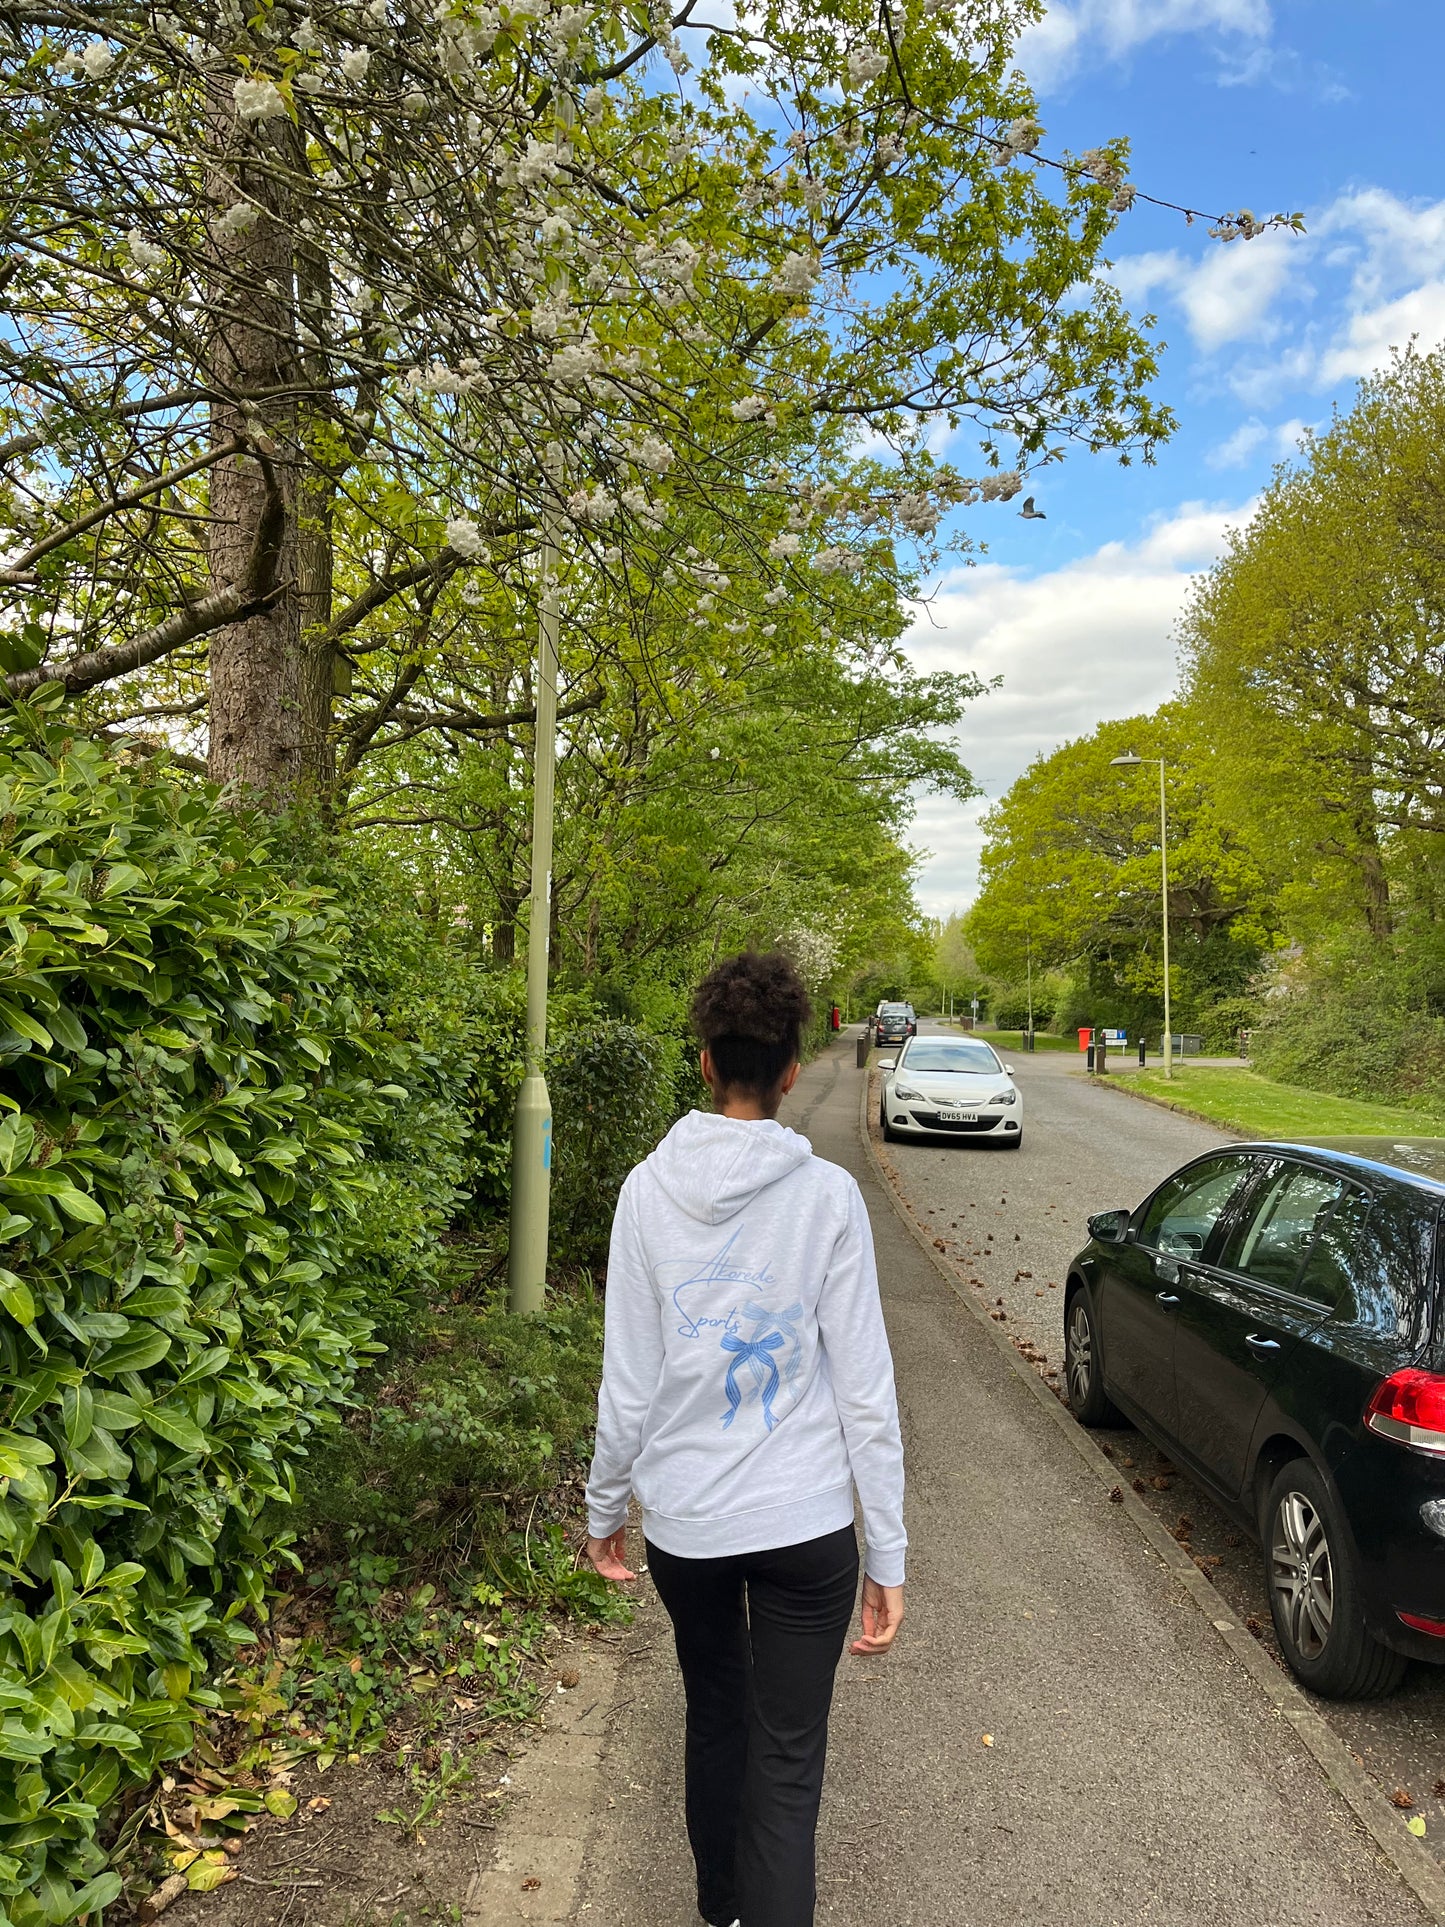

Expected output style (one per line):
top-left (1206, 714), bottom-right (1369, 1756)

top-left (1064, 1139), bottom-right (1445, 1698)
top-left (875, 1002), bottom-right (916, 1048)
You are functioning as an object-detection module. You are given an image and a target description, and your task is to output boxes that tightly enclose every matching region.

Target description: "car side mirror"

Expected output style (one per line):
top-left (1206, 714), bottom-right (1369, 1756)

top-left (1004, 1064), bottom-right (1015, 1075)
top-left (877, 1058), bottom-right (896, 1071)
top-left (1087, 1208), bottom-right (1131, 1242)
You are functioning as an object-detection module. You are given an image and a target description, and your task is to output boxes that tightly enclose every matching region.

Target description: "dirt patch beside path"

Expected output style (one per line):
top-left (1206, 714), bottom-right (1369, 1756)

top-left (151, 1626), bottom-right (627, 1927)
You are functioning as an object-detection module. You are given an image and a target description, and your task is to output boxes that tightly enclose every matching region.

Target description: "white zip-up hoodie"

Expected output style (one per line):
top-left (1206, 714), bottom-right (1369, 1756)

top-left (585, 1110), bottom-right (906, 1586)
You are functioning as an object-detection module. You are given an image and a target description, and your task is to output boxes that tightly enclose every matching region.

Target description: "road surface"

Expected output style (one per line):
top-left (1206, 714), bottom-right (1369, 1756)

top-left (570, 1032), bottom-right (1434, 1926)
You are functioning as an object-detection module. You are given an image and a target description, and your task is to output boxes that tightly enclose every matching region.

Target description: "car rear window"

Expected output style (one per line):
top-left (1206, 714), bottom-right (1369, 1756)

top-left (1314, 1186), bottom-right (1437, 1344)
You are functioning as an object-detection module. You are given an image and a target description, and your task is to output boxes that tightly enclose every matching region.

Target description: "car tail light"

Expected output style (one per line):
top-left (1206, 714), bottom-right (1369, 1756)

top-left (1397, 1610), bottom-right (1445, 1638)
top-left (1365, 1369), bottom-right (1445, 1458)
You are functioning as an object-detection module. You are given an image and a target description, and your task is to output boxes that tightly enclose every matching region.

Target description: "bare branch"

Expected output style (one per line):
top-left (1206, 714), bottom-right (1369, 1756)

top-left (0, 437), bottom-right (243, 582)
top-left (4, 439), bottom-right (288, 699)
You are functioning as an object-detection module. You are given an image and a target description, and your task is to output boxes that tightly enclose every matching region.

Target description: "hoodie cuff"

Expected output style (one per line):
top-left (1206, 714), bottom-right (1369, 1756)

top-left (588, 1510), bottom-right (628, 1543)
top-left (864, 1548), bottom-right (905, 1587)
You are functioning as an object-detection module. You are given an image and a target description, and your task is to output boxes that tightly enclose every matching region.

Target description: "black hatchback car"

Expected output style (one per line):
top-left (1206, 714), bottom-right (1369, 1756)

top-left (875, 1003), bottom-right (915, 1048)
top-left (1064, 1139), bottom-right (1445, 1698)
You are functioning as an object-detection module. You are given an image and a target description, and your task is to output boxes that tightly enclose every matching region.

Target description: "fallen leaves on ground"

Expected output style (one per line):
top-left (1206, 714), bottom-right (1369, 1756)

top-left (1391, 1788), bottom-right (1415, 1809)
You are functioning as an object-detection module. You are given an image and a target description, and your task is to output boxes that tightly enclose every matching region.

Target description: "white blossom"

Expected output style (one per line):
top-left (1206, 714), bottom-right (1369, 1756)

top-left (556, 5), bottom-right (592, 39)
top-left (772, 250), bottom-right (820, 298)
top-left (294, 17), bottom-right (322, 51)
top-left (620, 485), bottom-right (664, 525)
top-left (602, 545), bottom-right (623, 565)
top-left (760, 623), bottom-right (777, 636)
top-left (767, 532), bottom-right (801, 559)
top-left (233, 75), bottom-right (289, 122)
top-left (81, 41), bottom-right (116, 80)
top-left (709, 747), bottom-right (721, 759)
top-left (401, 88), bottom-right (429, 116)
top-left (127, 229), bottom-right (167, 271)
top-left (997, 116), bottom-right (1044, 164)
top-left (763, 585), bottom-right (787, 605)
top-left (566, 485), bottom-right (617, 525)
top-left (518, 138), bottom-right (564, 187)
top-left (896, 492), bottom-right (939, 536)
top-left (845, 47), bottom-right (889, 86)
top-left (549, 339), bottom-right (600, 383)
top-left (341, 46), bottom-right (371, 82)
top-left (445, 516), bottom-right (486, 557)
top-left (539, 214), bottom-right (572, 248)
top-left (295, 71), bottom-right (326, 93)
top-left (216, 201), bottom-right (261, 238)
top-left (632, 433), bottom-right (674, 472)
top-left (1079, 146), bottom-right (1124, 187)
top-left (977, 468), bottom-right (1022, 502)
top-left (584, 85), bottom-right (607, 121)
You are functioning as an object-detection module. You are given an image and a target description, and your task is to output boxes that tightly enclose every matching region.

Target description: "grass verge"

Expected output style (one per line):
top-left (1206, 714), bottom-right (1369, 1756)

top-left (1111, 1065), bottom-right (1445, 1139)
top-left (977, 1028), bottom-right (1079, 1054)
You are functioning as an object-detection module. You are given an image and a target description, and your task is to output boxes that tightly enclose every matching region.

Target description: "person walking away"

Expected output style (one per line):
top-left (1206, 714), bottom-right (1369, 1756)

top-left (585, 950), bottom-right (906, 1927)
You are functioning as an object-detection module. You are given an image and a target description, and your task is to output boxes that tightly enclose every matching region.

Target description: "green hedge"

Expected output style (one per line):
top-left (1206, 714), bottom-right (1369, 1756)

top-left (0, 701), bottom-right (444, 1923)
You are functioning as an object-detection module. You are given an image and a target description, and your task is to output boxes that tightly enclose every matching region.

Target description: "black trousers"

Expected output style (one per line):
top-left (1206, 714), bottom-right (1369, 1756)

top-left (645, 1525), bottom-right (859, 1927)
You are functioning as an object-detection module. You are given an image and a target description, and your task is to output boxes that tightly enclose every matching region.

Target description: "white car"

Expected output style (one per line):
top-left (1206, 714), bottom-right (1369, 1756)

top-left (877, 1034), bottom-right (1024, 1148)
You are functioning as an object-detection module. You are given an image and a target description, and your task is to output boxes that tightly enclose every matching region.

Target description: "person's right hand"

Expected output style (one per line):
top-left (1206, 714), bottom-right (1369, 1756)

top-left (585, 1529), bottom-right (637, 1584)
top-left (850, 1577), bottom-right (904, 1656)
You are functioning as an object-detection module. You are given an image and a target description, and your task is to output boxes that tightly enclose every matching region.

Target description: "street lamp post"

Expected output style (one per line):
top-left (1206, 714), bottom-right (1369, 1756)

top-left (508, 82), bottom-right (574, 1316)
top-left (507, 522), bottom-right (560, 1316)
top-left (1110, 752), bottom-right (1173, 1082)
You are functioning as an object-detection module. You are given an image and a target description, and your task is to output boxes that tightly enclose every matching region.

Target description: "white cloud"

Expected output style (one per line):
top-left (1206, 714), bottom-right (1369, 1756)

top-left (1108, 189), bottom-right (1445, 395)
top-left (1019, 0), bottom-right (1271, 91)
top-left (1104, 228), bottom-right (1307, 352)
top-left (903, 500), bottom-right (1251, 915)
top-left (1204, 415), bottom-right (1310, 469)
top-left (1315, 281), bottom-right (1445, 384)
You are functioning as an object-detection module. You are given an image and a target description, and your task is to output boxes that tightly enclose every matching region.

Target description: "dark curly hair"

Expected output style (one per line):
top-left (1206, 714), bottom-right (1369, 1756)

top-left (690, 950), bottom-right (812, 1095)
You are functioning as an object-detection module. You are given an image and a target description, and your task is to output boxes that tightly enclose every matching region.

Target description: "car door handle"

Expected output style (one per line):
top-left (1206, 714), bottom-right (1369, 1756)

top-left (1155, 1292), bottom-right (1181, 1306)
top-left (1245, 1333), bottom-right (1281, 1353)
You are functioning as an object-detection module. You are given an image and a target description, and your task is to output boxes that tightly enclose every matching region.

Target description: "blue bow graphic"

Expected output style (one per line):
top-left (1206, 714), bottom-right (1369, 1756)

top-left (720, 1330), bottom-right (785, 1431)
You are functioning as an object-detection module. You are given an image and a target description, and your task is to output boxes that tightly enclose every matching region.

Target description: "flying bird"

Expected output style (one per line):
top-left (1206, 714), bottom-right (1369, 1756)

top-left (1018, 496), bottom-right (1046, 520)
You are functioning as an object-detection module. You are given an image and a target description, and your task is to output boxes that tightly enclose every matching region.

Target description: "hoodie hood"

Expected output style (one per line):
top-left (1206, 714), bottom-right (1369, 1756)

top-left (645, 1109), bottom-right (813, 1225)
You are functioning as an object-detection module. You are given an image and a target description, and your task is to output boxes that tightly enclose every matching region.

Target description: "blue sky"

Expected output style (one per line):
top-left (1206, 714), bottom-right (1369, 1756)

top-left (907, 0), bottom-right (1445, 917)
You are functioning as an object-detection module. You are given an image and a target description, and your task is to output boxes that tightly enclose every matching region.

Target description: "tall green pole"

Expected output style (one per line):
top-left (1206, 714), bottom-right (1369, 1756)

top-left (1159, 755), bottom-right (1173, 1083)
top-left (508, 79), bottom-right (574, 1316)
top-left (508, 522), bottom-right (560, 1315)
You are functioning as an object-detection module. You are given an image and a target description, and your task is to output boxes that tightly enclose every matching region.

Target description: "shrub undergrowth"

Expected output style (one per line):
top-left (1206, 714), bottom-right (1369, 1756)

top-left (0, 705), bottom-right (656, 1923)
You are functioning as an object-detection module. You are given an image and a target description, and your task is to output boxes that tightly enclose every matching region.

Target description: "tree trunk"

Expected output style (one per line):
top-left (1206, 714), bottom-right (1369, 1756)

top-left (296, 465), bottom-right (337, 790)
top-left (205, 79), bottom-right (302, 796)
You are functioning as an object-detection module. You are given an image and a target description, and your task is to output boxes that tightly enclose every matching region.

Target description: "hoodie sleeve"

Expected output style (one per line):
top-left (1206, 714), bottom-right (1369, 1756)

top-left (817, 1178), bottom-right (907, 1586)
top-left (585, 1177), bottom-right (664, 1541)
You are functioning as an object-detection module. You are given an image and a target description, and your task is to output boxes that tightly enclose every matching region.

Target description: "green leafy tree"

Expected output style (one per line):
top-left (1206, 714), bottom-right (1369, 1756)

top-left (966, 709), bottom-right (1274, 1033)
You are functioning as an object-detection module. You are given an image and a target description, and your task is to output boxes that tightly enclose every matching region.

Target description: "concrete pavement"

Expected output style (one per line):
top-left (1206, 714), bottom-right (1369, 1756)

top-left (569, 1033), bottom-right (1432, 1927)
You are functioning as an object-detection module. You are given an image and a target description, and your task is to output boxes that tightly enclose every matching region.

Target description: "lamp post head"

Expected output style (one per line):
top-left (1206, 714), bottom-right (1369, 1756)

top-left (1109, 752), bottom-right (1144, 768)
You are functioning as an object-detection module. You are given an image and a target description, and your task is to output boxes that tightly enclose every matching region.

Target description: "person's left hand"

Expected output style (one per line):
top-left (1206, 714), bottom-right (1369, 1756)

top-left (586, 1529), bottom-right (637, 1583)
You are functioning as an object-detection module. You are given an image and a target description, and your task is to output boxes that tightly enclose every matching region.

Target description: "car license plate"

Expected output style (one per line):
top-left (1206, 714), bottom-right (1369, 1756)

top-left (941, 1109), bottom-right (979, 1122)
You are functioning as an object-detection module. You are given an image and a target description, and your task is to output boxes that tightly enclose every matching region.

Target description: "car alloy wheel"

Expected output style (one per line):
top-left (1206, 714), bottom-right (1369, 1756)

top-left (1062, 1288), bottom-right (1121, 1427)
top-left (1066, 1300), bottom-right (1092, 1409)
top-left (1259, 1459), bottom-right (1405, 1698)
top-left (1269, 1489), bottom-right (1334, 1661)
